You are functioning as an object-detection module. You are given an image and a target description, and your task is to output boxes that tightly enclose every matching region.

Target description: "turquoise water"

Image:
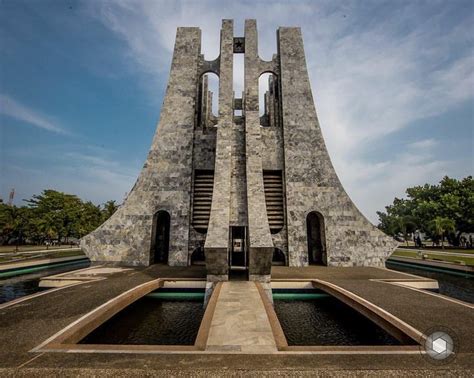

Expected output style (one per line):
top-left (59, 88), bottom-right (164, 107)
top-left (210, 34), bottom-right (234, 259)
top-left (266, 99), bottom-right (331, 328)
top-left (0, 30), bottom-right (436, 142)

top-left (386, 261), bottom-right (474, 303)
top-left (0, 260), bottom-right (90, 304)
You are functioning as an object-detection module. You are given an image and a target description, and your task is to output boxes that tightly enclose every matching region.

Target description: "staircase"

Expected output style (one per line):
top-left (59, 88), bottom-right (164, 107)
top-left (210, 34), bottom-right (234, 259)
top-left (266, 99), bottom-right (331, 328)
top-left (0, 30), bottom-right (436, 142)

top-left (263, 172), bottom-right (284, 233)
top-left (192, 171), bottom-right (214, 232)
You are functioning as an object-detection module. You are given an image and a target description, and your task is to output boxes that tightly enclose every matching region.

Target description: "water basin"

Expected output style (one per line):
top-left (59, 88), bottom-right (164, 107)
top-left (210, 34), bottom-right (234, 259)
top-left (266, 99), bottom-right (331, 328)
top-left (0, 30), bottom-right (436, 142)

top-left (80, 288), bottom-right (205, 345)
top-left (273, 289), bottom-right (409, 346)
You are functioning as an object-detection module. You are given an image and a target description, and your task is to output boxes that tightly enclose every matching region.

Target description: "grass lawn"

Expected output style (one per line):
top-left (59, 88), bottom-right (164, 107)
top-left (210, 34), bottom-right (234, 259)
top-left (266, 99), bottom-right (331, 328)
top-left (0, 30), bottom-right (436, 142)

top-left (391, 249), bottom-right (474, 266)
top-left (0, 245), bottom-right (79, 254)
top-left (397, 246), bottom-right (474, 254)
top-left (0, 249), bottom-right (85, 264)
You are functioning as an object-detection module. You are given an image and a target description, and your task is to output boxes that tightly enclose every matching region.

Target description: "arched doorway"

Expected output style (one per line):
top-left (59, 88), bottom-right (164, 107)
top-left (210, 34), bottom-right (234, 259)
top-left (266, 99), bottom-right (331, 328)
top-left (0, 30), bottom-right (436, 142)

top-left (152, 210), bottom-right (170, 264)
top-left (191, 246), bottom-right (205, 265)
top-left (272, 248), bottom-right (286, 266)
top-left (306, 211), bottom-right (326, 265)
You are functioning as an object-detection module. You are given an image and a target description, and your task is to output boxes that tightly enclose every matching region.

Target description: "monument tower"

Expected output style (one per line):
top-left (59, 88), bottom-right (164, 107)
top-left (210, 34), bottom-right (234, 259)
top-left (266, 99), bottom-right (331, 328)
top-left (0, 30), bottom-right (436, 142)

top-left (81, 20), bottom-right (397, 282)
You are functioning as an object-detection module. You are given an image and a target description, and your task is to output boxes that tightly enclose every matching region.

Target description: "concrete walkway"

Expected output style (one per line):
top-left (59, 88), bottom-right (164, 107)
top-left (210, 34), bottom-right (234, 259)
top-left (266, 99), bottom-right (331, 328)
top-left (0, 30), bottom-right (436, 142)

top-left (206, 282), bottom-right (277, 353)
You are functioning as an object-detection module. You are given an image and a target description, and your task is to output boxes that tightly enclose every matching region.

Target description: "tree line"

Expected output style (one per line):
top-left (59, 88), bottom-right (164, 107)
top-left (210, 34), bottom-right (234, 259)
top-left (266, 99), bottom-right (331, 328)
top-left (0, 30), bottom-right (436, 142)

top-left (0, 190), bottom-right (118, 246)
top-left (377, 176), bottom-right (474, 247)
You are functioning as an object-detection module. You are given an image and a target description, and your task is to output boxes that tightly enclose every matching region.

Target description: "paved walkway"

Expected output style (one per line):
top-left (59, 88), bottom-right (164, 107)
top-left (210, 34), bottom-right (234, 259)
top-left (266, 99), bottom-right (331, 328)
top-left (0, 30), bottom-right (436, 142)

top-left (206, 282), bottom-right (277, 353)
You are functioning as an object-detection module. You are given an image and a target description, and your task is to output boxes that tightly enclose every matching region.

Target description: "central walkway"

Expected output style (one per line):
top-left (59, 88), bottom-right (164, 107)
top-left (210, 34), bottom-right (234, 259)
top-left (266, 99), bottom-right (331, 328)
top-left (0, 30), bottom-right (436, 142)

top-left (205, 281), bottom-right (277, 353)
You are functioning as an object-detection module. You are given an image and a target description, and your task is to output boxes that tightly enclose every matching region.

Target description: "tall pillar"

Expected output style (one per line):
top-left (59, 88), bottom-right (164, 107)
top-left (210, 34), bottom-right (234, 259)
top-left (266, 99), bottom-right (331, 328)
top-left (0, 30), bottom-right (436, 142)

top-left (244, 20), bottom-right (274, 280)
top-left (204, 20), bottom-right (234, 281)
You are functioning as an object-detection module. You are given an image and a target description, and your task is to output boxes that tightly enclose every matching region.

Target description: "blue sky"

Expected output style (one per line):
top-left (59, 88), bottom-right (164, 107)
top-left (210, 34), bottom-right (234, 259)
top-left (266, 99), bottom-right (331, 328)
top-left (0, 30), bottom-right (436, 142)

top-left (1, 0), bottom-right (473, 223)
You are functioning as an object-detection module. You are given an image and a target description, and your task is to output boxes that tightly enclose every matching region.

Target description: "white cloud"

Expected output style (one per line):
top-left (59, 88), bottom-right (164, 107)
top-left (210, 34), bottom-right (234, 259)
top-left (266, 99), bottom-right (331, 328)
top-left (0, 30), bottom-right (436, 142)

top-left (408, 139), bottom-right (438, 150)
top-left (0, 94), bottom-right (66, 134)
top-left (87, 0), bottom-right (474, 222)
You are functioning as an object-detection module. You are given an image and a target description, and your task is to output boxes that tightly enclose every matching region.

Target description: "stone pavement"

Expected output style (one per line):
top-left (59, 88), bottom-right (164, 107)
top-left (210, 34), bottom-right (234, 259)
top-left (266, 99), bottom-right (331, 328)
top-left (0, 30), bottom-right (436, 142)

top-left (206, 281), bottom-right (277, 353)
top-left (0, 265), bottom-right (473, 375)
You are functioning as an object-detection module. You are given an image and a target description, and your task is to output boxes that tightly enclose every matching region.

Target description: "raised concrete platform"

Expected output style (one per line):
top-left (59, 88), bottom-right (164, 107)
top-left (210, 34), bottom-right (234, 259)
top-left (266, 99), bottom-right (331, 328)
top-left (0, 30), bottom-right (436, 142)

top-left (0, 265), bottom-right (472, 375)
top-left (39, 266), bottom-right (132, 287)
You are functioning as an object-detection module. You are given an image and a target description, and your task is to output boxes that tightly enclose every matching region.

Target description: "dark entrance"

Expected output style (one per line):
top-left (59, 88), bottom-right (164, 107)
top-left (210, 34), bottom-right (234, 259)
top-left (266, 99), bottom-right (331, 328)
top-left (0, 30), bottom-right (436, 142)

top-left (307, 211), bottom-right (326, 265)
top-left (229, 226), bottom-right (247, 279)
top-left (272, 248), bottom-right (286, 266)
top-left (152, 210), bottom-right (170, 264)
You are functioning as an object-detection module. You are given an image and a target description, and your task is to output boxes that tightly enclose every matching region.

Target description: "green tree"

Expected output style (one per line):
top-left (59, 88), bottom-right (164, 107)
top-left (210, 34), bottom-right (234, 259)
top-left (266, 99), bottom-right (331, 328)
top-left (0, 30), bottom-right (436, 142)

top-left (395, 216), bottom-right (416, 246)
top-left (0, 190), bottom-right (119, 246)
top-left (429, 217), bottom-right (456, 249)
top-left (77, 201), bottom-right (103, 238)
top-left (101, 200), bottom-right (118, 223)
top-left (0, 204), bottom-right (30, 249)
top-left (378, 176), bottom-right (473, 247)
top-left (25, 190), bottom-right (83, 243)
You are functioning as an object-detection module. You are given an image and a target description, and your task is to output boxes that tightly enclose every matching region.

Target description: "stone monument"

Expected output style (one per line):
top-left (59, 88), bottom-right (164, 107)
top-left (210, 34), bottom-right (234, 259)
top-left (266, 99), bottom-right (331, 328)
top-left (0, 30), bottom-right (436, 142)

top-left (81, 20), bottom-right (397, 284)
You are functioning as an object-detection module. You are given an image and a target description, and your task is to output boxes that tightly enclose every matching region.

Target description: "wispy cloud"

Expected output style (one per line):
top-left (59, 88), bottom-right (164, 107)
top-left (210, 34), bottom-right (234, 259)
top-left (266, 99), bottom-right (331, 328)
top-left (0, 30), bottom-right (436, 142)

top-left (84, 0), bottom-right (473, 222)
top-left (0, 94), bottom-right (67, 134)
top-left (3, 144), bottom-right (140, 205)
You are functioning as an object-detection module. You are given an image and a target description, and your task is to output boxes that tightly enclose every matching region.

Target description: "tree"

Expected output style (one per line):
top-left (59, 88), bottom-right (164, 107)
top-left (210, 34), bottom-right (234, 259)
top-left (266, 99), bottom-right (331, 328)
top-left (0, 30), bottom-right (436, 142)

top-left (395, 216), bottom-right (416, 246)
top-left (377, 176), bottom-right (473, 247)
top-left (429, 217), bottom-right (456, 249)
top-left (101, 200), bottom-right (118, 223)
top-left (0, 205), bottom-right (30, 248)
top-left (77, 201), bottom-right (103, 238)
top-left (25, 190), bottom-right (84, 243)
top-left (0, 189), bottom-right (120, 246)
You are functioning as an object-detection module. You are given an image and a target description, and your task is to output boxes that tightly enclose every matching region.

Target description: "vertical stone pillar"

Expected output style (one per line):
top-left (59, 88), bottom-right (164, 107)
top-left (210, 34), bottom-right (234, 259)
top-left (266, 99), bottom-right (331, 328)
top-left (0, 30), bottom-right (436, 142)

top-left (204, 20), bottom-right (234, 282)
top-left (244, 20), bottom-right (274, 280)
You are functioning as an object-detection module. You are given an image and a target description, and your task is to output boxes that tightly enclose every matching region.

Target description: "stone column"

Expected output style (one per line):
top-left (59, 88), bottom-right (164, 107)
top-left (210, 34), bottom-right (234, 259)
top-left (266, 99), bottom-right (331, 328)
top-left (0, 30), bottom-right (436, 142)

top-left (244, 20), bottom-right (274, 280)
top-left (204, 20), bottom-right (234, 281)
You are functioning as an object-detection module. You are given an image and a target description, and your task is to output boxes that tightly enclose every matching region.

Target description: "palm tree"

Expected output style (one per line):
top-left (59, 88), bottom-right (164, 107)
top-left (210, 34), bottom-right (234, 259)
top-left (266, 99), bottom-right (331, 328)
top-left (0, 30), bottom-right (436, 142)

top-left (395, 216), bottom-right (416, 246)
top-left (429, 217), bottom-right (456, 249)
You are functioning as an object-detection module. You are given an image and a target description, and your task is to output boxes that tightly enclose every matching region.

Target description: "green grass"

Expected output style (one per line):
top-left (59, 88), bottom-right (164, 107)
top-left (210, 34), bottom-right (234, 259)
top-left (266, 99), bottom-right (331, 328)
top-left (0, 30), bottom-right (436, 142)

top-left (0, 249), bottom-right (85, 264)
top-left (391, 249), bottom-right (474, 266)
top-left (398, 246), bottom-right (474, 254)
top-left (0, 245), bottom-right (79, 254)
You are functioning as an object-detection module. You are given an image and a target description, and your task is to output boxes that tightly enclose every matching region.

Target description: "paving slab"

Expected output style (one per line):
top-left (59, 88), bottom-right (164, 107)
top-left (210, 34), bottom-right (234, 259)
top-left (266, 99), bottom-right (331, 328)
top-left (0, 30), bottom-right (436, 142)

top-left (206, 282), bottom-right (277, 353)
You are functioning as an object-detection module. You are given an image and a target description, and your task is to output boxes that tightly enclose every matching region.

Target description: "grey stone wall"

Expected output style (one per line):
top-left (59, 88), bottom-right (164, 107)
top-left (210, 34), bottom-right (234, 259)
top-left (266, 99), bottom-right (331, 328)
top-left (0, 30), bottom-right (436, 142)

top-left (277, 27), bottom-right (398, 267)
top-left (192, 127), bottom-right (216, 171)
top-left (229, 122), bottom-right (248, 226)
top-left (260, 127), bottom-right (284, 171)
top-left (81, 27), bottom-right (202, 266)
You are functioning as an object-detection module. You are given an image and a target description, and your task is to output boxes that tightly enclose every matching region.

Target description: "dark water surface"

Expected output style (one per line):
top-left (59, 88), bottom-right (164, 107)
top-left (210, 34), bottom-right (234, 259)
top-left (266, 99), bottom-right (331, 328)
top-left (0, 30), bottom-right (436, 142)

top-left (274, 296), bottom-right (403, 346)
top-left (81, 296), bottom-right (205, 345)
top-left (0, 261), bottom-right (90, 304)
top-left (386, 261), bottom-right (474, 304)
